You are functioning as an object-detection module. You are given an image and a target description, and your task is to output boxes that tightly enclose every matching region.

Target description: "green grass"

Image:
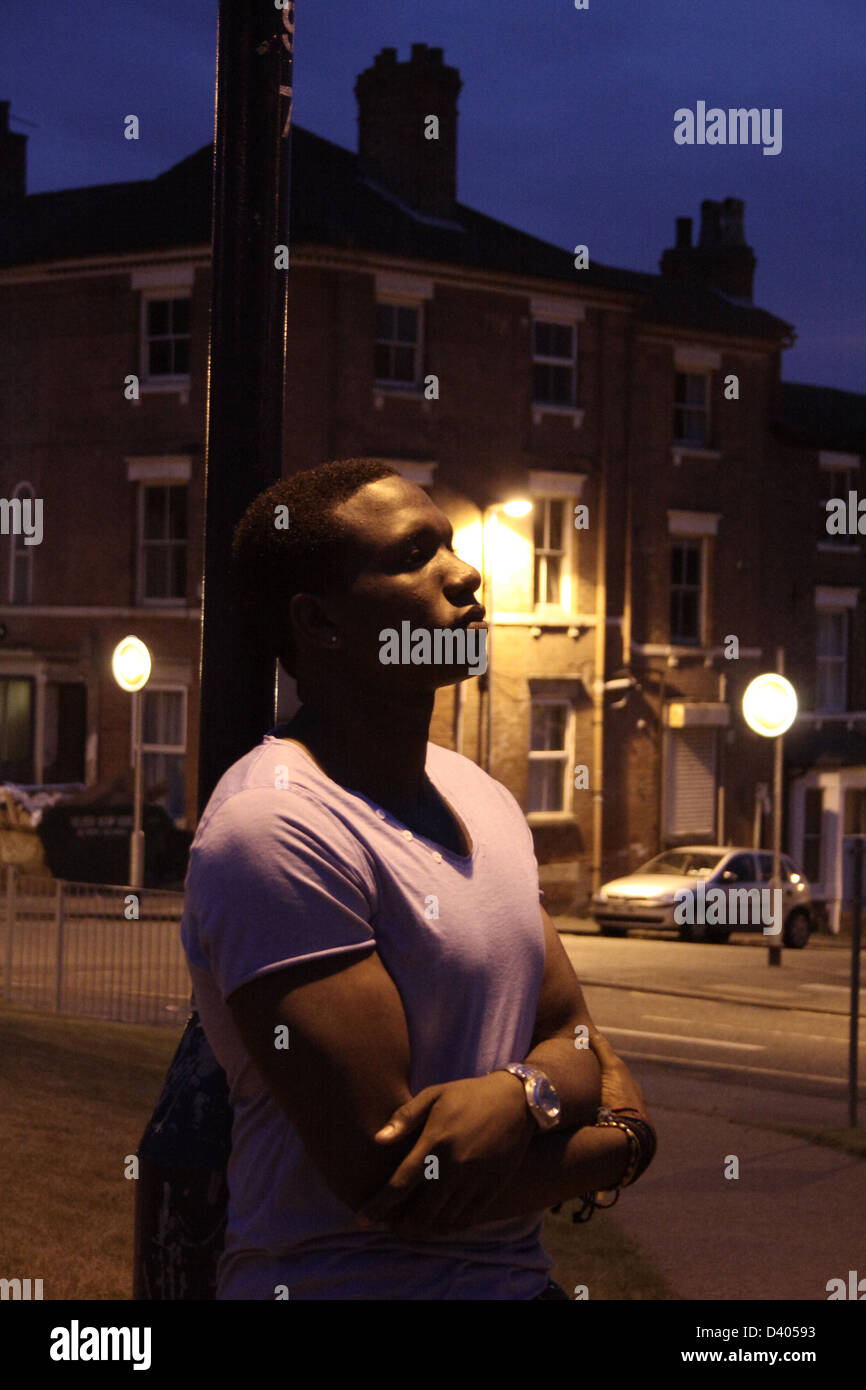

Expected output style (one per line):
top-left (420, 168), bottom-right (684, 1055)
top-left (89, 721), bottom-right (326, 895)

top-left (758, 1121), bottom-right (866, 1160)
top-left (0, 1003), bottom-right (180, 1299)
top-left (544, 1206), bottom-right (678, 1300)
top-left (0, 1000), bottom-right (674, 1300)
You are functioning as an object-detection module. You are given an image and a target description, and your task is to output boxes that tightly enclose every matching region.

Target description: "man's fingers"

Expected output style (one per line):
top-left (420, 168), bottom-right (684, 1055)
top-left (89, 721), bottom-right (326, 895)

top-left (374, 1085), bottom-right (441, 1142)
top-left (357, 1135), bottom-right (432, 1223)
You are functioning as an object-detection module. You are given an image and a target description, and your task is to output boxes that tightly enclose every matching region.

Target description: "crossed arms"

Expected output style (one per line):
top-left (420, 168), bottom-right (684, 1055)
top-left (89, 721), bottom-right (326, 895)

top-left (227, 906), bottom-right (637, 1238)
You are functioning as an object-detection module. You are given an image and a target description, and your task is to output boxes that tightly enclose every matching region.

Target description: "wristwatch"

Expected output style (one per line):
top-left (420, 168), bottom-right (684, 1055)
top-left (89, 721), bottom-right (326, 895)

top-left (498, 1062), bottom-right (562, 1131)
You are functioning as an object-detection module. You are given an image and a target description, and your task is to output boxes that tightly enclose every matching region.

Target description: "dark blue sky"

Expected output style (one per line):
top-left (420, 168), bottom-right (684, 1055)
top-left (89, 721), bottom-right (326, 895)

top-left (3, 0), bottom-right (864, 391)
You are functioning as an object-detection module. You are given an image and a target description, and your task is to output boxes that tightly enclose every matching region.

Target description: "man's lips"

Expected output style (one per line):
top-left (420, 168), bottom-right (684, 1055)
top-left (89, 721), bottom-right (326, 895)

top-left (455, 605), bottom-right (486, 630)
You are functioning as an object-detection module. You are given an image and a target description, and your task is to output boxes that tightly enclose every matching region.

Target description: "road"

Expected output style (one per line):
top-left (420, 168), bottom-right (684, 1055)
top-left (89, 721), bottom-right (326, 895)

top-left (558, 926), bottom-right (865, 1112)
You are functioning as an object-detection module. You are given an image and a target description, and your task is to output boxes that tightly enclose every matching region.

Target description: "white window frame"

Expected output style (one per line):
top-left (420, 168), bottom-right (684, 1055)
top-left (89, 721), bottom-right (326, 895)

top-left (815, 606), bottom-right (850, 713)
top-left (531, 495), bottom-right (574, 613)
top-left (374, 297), bottom-right (424, 391)
top-left (673, 370), bottom-right (712, 446)
top-left (529, 297), bottom-right (585, 426)
top-left (527, 696), bottom-right (575, 820)
top-left (532, 318), bottom-right (577, 409)
top-left (8, 480), bottom-right (34, 605)
top-left (667, 512), bottom-right (719, 649)
top-left (669, 536), bottom-right (706, 646)
top-left (137, 482), bottom-right (189, 608)
top-left (140, 290), bottom-right (191, 387)
top-left (136, 683), bottom-right (188, 827)
top-left (819, 450), bottom-right (860, 551)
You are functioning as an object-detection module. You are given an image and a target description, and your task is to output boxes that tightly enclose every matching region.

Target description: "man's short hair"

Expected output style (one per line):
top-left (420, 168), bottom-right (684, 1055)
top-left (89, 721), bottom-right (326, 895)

top-left (231, 458), bottom-right (398, 676)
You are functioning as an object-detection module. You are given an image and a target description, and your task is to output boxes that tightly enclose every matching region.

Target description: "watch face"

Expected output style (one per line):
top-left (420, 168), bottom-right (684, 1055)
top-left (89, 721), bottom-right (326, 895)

top-left (533, 1076), bottom-right (561, 1119)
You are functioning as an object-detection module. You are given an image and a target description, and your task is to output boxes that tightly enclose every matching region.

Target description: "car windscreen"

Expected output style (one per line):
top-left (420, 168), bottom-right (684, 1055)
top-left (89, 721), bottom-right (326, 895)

top-left (639, 850), bottom-right (725, 875)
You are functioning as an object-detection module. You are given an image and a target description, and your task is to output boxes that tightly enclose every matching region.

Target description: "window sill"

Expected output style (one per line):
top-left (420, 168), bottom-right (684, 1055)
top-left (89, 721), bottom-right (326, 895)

top-left (670, 444), bottom-right (721, 464)
top-left (531, 404), bottom-right (584, 429)
top-left (373, 384), bottom-right (428, 410)
top-left (136, 379), bottom-right (191, 405)
top-left (494, 612), bottom-right (596, 630)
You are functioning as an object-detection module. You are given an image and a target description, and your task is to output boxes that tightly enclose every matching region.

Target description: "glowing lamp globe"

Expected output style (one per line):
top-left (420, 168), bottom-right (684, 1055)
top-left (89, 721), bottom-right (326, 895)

top-left (112, 636), bottom-right (152, 694)
top-left (742, 673), bottom-right (797, 738)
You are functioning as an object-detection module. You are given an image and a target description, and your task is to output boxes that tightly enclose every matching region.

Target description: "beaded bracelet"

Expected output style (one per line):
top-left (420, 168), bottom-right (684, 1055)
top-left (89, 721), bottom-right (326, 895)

top-left (551, 1106), bottom-right (657, 1223)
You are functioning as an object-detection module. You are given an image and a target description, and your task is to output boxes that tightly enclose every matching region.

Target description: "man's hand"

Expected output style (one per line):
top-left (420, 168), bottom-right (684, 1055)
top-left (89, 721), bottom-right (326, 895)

top-left (356, 1071), bottom-right (537, 1237)
top-left (588, 1029), bottom-right (648, 1115)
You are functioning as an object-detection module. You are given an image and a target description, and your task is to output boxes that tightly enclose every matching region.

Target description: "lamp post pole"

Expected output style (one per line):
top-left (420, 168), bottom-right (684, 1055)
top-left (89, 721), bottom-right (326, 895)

top-left (111, 636), bottom-right (151, 891)
top-left (742, 660), bottom-right (797, 970)
top-left (130, 688), bottom-right (145, 889)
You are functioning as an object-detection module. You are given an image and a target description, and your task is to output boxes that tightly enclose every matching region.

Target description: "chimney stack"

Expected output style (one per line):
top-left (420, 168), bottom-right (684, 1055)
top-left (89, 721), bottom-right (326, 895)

top-left (660, 196), bottom-right (756, 301)
top-left (0, 102), bottom-right (27, 201)
top-left (355, 44), bottom-right (462, 218)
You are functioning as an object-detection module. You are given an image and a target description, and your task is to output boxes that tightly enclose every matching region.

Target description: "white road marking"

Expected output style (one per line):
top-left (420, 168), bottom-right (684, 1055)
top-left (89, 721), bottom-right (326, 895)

top-left (597, 1025), bottom-right (764, 1052)
top-left (799, 982), bottom-right (862, 993)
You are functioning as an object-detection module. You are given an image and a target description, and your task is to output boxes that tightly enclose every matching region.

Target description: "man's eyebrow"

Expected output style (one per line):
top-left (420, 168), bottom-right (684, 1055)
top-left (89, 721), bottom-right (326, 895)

top-left (389, 518), bottom-right (454, 548)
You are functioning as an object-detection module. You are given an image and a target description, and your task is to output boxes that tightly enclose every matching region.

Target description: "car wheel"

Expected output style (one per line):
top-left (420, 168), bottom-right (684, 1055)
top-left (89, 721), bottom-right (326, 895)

top-left (783, 909), bottom-right (810, 949)
top-left (598, 924), bottom-right (628, 937)
top-left (678, 920), bottom-right (707, 943)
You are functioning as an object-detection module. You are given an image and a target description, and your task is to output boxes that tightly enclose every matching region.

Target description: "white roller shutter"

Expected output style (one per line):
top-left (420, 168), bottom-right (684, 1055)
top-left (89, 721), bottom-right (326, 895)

top-left (665, 727), bottom-right (716, 837)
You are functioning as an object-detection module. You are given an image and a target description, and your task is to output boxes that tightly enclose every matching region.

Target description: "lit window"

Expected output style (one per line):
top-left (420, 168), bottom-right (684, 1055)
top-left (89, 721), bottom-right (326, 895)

top-left (670, 540), bottom-right (702, 644)
top-left (144, 296), bottom-right (190, 378)
top-left (139, 485), bottom-right (188, 604)
top-left (816, 609), bottom-right (848, 712)
top-left (673, 372), bottom-right (709, 444)
top-left (533, 498), bottom-right (566, 607)
top-left (142, 687), bottom-right (187, 824)
top-left (0, 676), bottom-right (34, 782)
top-left (532, 321), bottom-right (576, 407)
top-left (528, 700), bottom-right (571, 812)
top-left (375, 302), bottom-right (421, 386)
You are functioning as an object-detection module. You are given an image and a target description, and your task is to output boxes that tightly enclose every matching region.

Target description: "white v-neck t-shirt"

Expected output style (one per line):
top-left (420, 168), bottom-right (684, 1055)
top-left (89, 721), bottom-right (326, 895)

top-left (181, 725), bottom-right (552, 1300)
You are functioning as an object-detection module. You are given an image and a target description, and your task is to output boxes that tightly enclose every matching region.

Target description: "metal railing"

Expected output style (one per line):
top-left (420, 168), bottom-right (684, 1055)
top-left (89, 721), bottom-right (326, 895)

top-left (0, 866), bottom-right (190, 1026)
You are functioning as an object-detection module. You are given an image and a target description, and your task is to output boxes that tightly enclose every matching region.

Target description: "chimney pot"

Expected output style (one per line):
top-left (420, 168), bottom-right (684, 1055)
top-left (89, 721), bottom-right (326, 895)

top-left (661, 197), bottom-right (756, 301)
top-left (356, 45), bottom-right (462, 218)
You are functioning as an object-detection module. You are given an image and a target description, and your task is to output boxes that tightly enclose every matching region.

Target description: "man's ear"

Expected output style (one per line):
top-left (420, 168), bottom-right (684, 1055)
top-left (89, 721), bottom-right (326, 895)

top-left (289, 592), bottom-right (339, 651)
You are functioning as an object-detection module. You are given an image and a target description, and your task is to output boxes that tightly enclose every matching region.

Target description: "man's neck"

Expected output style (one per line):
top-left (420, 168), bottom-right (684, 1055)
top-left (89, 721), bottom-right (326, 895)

top-left (283, 691), bottom-right (434, 811)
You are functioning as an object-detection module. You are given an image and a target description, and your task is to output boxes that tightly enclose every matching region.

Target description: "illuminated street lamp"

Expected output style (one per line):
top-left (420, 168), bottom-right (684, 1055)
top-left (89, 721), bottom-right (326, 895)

top-left (111, 636), bottom-right (152, 889)
top-left (481, 500), bottom-right (533, 772)
top-left (742, 666), bottom-right (797, 965)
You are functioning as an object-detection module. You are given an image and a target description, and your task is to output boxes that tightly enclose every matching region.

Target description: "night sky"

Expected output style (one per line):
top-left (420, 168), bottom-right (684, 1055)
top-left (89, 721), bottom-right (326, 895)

top-left (2, 0), bottom-right (864, 391)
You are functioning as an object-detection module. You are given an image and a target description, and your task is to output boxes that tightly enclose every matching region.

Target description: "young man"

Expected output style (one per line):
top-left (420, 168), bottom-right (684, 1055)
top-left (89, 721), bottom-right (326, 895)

top-left (181, 458), bottom-right (654, 1300)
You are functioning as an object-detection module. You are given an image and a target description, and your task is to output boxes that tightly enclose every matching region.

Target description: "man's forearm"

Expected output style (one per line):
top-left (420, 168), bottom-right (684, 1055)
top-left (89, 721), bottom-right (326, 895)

top-left (471, 1120), bottom-right (631, 1226)
top-left (524, 1034), bottom-right (603, 1129)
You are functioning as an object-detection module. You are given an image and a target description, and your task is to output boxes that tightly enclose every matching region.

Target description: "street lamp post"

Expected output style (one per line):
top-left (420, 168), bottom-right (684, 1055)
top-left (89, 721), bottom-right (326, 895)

top-left (111, 636), bottom-right (152, 889)
top-left (480, 499), bottom-right (532, 773)
top-left (742, 659), bottom-right (798, 967)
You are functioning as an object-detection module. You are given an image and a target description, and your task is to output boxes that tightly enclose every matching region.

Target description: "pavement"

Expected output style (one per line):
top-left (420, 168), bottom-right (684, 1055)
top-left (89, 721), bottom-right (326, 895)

top-left (552, 917), bottom-right (866, 1301)
top-left (602, 1066), bottom-right (865, 1301)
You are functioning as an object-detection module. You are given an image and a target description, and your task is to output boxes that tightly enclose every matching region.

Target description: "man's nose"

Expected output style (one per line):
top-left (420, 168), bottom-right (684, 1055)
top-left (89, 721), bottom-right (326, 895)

top-left (445, 554), bottom-right (482, 596)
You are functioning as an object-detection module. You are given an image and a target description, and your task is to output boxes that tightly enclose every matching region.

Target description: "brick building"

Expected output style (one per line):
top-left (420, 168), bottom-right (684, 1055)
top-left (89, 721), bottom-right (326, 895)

top-left (0, 45), bottom-right (863, 921)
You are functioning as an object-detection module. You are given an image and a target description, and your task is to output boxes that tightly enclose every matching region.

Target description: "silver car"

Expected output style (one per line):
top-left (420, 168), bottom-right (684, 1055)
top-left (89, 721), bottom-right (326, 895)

top-left (591, 845), bottom-right (813, 946)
